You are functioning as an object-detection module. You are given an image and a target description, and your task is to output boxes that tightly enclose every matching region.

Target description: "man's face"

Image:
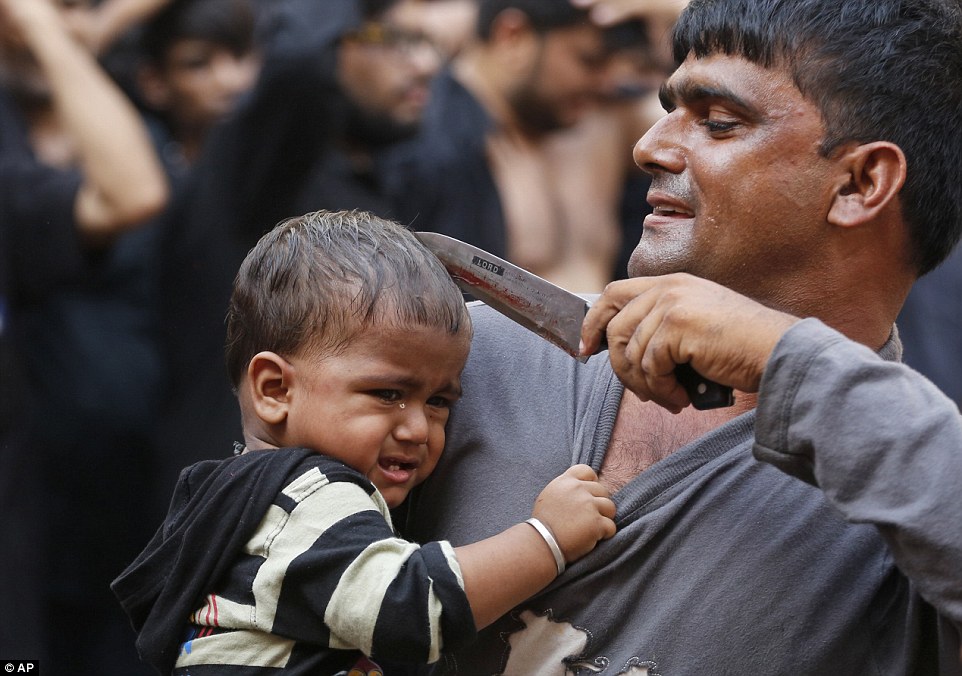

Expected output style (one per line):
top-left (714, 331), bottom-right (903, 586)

top-left (281, 324), bottom-right (470, 508)
top-left (628, 53), bottom-right (839, 305)
top-left (509, 23), bottom-right (610, 136)
top-left (337, 1), bottom-right (443, 145)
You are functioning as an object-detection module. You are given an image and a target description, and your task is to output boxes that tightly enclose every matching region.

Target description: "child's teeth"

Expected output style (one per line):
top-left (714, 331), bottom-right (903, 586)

top-left (389, 464), bottom-right (400, 472)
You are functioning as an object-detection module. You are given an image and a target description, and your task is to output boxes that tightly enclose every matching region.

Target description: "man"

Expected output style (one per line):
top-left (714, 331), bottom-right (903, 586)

top-left (403, 0), bottom-right (962, 672)
top-left (154, 0), bottom-right (444, 494)
top-left (385, 0), bottom-right (661, 292)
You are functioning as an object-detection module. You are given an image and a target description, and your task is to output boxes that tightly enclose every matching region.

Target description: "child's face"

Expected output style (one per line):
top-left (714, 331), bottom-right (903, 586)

top-left (283, 323), bottom-right (470, 508)
top-left (145, 41), bottom-right (260, 133)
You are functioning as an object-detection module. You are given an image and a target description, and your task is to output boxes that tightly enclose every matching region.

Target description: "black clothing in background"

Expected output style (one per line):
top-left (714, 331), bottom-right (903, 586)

top-left (896, 243), bottom-right (962, 409)
top-left (384, 68), bottom-right (507, 257)
top-left (0, 155), bottom-right (84, 662)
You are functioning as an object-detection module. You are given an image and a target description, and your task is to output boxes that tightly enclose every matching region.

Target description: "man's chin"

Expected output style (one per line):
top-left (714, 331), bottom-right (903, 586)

top-left (347, 112), bottom-right (420, 149)
top-left (627, 254), bottom-right (683, 279)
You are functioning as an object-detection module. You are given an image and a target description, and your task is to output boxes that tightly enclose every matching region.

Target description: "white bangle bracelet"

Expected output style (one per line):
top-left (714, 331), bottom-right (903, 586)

top-left (525, 517), bottom-right (566, 576)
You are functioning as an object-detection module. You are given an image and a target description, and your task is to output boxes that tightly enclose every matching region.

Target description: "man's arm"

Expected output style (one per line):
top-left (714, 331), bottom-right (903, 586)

top-left (0, 0), bottom-right (168, 242)
top-left (583, 274), bottom-right (962, 659)
top-left (75, 0), bottom-right (173, 55)
top-left (571, 0), bottom-right (689, 25)
top-left (753, 318), bottom-right (962, 640)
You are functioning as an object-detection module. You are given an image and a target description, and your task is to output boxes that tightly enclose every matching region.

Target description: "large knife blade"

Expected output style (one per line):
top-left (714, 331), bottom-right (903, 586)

top-left (415, 232), bottom-right (733, 410)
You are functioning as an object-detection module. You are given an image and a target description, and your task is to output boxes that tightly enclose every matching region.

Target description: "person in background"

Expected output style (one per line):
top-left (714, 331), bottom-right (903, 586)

top-left (152, 0), bottom-right (446, 510)
top-left (133, 0), bottom-right (262, 179)
top-left (392, 0), bottom-right (480, 58)
top-left (402, 0), bottom-right (962, 672)
top-left (384, 0), bottom-right (646, 293)
top-left (0, 0), bottom-right (168, 672)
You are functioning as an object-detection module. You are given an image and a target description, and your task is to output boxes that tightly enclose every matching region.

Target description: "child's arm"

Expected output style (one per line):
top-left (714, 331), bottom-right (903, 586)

top-left (201, 462), bottom-right (614, 664)
top-left (454, 463), bottom-right (616, 629)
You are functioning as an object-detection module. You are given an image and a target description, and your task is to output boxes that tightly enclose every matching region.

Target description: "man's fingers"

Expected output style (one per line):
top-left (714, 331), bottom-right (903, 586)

top-left (581, 278), bottom-right (660, 356)
top-left (580, 294), bottom-right (623, 357)
top-left (604, 289), bottom-right (692, 410)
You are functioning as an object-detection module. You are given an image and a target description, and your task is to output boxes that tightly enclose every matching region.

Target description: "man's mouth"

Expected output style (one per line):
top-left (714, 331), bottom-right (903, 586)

top-left (651, 205), bottom-right (694, 218)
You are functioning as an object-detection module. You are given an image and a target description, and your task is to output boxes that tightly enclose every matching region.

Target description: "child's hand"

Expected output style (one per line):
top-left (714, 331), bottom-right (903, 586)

top-left (531, 464), bottom-right (616, 563)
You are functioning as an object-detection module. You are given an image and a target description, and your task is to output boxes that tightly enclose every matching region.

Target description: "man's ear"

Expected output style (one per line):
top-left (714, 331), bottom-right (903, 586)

top-left (828, 141), bottom-right (907, 228)
top-left (247, 351), bottom-right (293, 425)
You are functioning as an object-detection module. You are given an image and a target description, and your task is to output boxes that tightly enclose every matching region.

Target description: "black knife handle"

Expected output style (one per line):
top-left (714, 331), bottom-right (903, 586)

top-left (592, 336), bottom-right (733, 410)
top-left (673, 362), bottom-right (734, 410)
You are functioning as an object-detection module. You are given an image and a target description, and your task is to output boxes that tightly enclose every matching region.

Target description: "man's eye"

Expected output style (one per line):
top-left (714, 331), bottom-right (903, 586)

top-left (700, 118), bottom-right (738, 134)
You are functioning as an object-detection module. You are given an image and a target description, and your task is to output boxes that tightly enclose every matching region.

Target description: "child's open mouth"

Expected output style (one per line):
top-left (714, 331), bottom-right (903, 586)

top-left (378, 458), bottom-right (418, 482)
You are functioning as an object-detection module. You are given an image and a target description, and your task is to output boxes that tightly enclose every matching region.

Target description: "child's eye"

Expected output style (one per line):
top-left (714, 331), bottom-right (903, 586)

top-left (371, 389), bottom-right (402, 403)
top-left (426, 395), bottom-right (454, 409)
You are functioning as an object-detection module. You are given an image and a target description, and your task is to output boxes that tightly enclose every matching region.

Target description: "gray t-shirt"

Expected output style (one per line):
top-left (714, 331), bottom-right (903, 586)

top-left (405, 305), bottom-right (962, 675)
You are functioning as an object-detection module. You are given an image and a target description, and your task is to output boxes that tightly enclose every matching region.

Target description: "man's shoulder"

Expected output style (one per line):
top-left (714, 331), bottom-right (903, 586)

top-left (463, 300), bottom-right (610, 381)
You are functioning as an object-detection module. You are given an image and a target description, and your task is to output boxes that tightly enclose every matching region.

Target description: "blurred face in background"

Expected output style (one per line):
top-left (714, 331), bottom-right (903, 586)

top-left (391, 0), bottom-right (479, 58)
top-left (138, 39), bottom-right (260, 138)
top-left (338, 0), bottom-right (444, 147)
top-left (506, 20), bottom-right (610, 136)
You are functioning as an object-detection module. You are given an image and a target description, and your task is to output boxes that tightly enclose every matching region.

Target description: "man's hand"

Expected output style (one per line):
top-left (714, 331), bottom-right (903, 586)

top-left (581, 274), bottom-right (799, 412)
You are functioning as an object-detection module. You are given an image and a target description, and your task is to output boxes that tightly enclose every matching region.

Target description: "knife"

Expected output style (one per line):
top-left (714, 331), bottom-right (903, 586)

top-left (415, 231), bottom-right (734, 410)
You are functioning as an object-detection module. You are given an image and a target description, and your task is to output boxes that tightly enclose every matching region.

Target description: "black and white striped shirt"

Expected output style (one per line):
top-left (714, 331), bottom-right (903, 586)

top-left (169, 451), bottom-right (475, 674)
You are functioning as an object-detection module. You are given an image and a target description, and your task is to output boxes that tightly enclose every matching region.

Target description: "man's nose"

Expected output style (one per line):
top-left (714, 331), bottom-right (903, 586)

top-left (404, 40), bottom-right (443, 79)
top-left (633, 113), bottom-right (686, 175)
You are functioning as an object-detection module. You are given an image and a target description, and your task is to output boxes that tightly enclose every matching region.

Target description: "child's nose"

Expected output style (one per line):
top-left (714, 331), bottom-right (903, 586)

top-left (394, 406), bottom-right (429, 444)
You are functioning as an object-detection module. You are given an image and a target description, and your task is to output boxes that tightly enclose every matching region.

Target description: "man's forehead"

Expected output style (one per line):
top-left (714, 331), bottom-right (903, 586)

top-left (663, 53), bottom-right (795, 103)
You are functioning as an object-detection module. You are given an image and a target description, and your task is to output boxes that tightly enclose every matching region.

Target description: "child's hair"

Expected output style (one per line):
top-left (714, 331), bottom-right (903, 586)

top-left (141, 0), bottom-right (257, 65)
top-left (225, 210), bottom-right (471, 387)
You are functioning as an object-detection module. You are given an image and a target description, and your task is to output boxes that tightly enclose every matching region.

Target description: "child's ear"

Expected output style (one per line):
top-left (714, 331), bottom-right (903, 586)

top-left (247, 351), bottom-right (293, 425)
top-left (828, 141), bottom-right (906, 228)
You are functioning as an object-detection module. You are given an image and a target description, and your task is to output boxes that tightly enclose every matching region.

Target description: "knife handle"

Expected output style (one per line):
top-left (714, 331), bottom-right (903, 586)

top-left (673, 363), bottom-right (734, 410)
top-left (591, 337), bottom-right (733, 410)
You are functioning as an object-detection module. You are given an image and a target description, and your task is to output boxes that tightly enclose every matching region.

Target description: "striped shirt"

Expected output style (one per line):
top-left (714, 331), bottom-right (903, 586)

top-left (171, 452), bottom-right (475, 674)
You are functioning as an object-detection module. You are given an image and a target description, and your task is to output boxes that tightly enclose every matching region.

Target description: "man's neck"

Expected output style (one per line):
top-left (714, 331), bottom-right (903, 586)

top-left (453, 51), bottom-right (531, 143)
top-left (599, 388), bottom-right (756, 493)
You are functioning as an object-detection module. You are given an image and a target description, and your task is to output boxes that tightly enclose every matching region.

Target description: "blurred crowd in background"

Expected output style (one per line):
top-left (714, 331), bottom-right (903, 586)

top-left (0, 0), bottom-right (957, 673)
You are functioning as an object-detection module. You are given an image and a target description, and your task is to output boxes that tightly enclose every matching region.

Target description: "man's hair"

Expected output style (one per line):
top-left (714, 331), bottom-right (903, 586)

top-left (225, 210), bottom-right (471, 386)
top-left (141, 0), bottom-right (257, 63)
top-left (476, 0), bottom-right (591, 40)
top-left (675, 0), bottom-right (962, 276)
top-left (475, 0), bottom-right (646, 68)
